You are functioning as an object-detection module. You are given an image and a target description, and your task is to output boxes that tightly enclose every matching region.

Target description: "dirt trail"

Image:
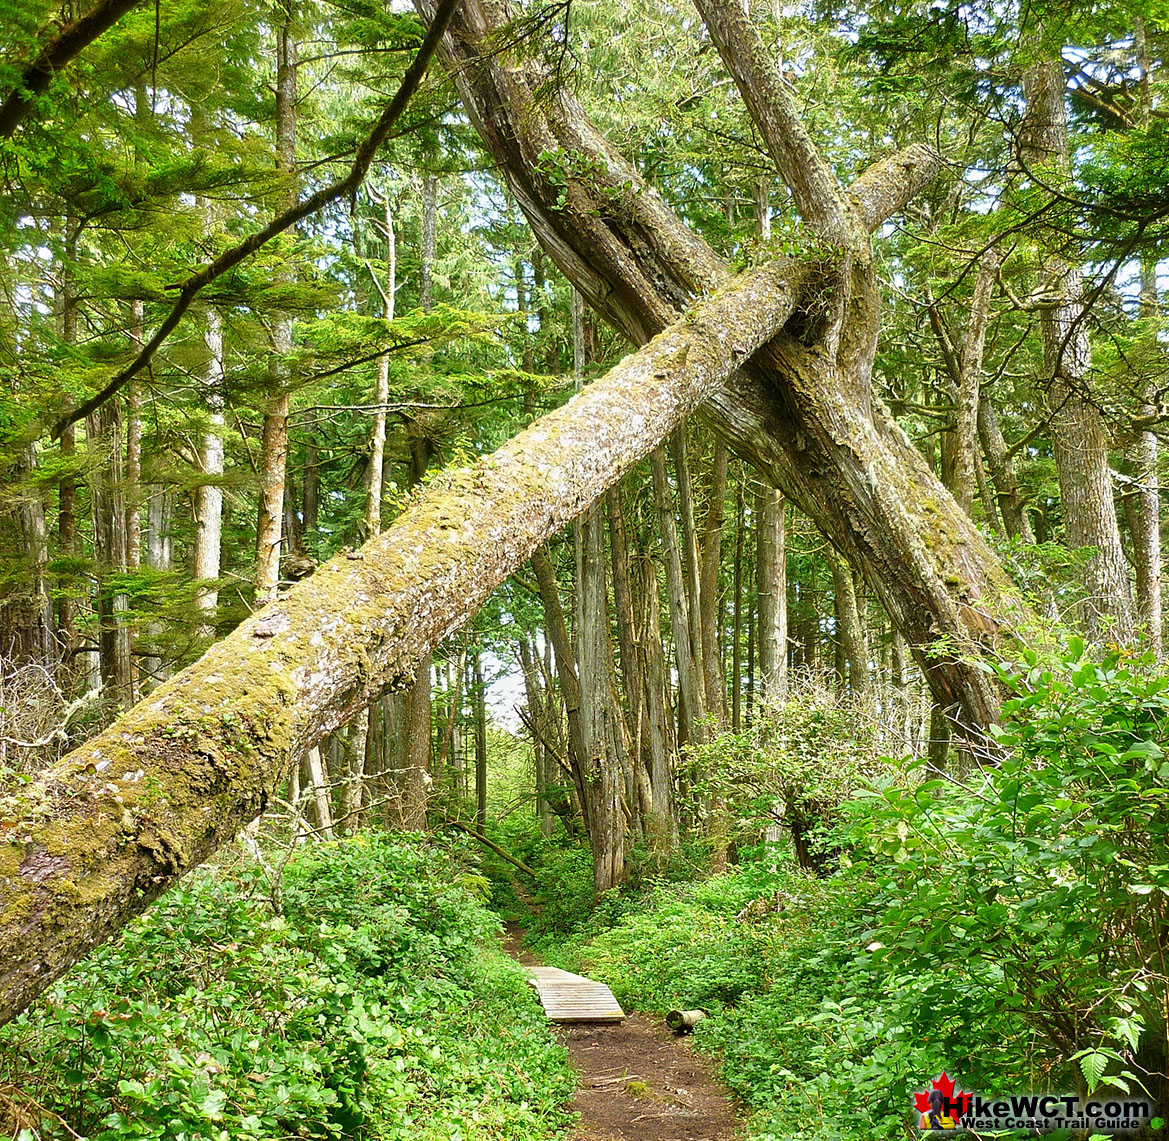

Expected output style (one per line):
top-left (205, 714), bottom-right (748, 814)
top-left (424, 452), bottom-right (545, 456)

top-left (504, 925), bottom-right (742, 1141)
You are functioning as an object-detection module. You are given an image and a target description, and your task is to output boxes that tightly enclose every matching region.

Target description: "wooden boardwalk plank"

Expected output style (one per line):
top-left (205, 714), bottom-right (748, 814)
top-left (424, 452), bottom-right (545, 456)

top-left (529, 966), bottom-right (625, 1023)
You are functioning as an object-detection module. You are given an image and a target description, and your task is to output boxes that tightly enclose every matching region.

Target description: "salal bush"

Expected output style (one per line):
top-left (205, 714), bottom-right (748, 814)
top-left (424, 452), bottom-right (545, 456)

top-left (851, 641), bottom-right (1169, 1101)
top-left (0, 834), bottom-right (574, 1141)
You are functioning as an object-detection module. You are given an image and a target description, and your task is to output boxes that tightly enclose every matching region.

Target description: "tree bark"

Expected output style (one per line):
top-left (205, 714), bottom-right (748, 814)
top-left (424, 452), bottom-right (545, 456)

top-left (418, 0), bottom-right (1010, 732)
top-left (1020, 58), bottom-right (1134, 639)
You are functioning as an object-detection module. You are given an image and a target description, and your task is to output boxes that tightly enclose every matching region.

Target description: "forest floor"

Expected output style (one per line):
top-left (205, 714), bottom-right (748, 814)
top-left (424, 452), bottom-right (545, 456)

top-left (504, 925), bottom-right (742, 1141)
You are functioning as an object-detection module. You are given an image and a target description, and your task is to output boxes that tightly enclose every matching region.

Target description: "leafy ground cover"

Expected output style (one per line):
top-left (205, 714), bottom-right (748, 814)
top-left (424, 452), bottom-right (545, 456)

top-left (526, 647), bottom-right (1169, 1141)
top-left (0, 834), bottom-right (575, 1141)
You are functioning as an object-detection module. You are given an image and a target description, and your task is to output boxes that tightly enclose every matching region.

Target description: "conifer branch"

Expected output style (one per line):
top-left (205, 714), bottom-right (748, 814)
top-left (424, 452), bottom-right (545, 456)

top-left (50, 0), bottom-right (461, 441)
top-left (0, 0), bottom-right (145, 138)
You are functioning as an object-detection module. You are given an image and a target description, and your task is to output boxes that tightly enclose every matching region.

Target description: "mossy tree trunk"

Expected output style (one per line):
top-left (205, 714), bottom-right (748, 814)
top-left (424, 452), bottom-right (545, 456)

top-left (0, 255), bottom-right (804, 1025)
top-left (416, 0), bottom-right (1015, 735)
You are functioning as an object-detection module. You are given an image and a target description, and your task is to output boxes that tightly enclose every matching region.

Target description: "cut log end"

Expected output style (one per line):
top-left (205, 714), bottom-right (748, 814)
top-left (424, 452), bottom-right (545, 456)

top-left (665, 1008), bottom-right (706, 1033)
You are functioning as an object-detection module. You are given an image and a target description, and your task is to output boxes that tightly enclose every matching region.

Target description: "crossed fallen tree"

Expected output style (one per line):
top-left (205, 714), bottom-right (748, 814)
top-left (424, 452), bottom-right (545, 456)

top-left (0, 0), bottom-right (1023, 1025)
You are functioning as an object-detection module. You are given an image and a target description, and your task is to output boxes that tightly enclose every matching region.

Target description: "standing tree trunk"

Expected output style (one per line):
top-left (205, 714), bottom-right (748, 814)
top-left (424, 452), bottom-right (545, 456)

top-left (193, 305), bottom-right (225, 632)
top-left (577, 503), bottom-right (624, 892)
top-left (699, 441), bottom-right (728, 719)
top-left (141, 488), bottom-right (172, 688)
top-left (651, 447), bottom-right (708, 747)
top-left (978, 392), bottom-right (1035, 543)
top-left (57, 222), bottom-right (80, 686)
top-left (420, 173), bottom-right (437, 312)
top-left (342, 186), bottom-right (400, 831)
top-left (1132, 262), bottom-right (1162, 656)
top-left (755, 485), bottom-right (787, 698)
top-left (731, 473), bottom-right (745, 730)
top-left (828, 547), bottom-right (868, 700)
top-left (473, 645), bottom-right (487, 834)
top-left (12, 447), bottom-right (54, 665)
top-left (572, 287), bottom-right (625, 891)
top-left (255, 14), bottom-right (298, 607)
top-left (86, 397), bottom-right (133, 713)
top-left (1020, 58), bottom-right (1134, 639)
top-left (929, 249), bottom-right (1002, 518)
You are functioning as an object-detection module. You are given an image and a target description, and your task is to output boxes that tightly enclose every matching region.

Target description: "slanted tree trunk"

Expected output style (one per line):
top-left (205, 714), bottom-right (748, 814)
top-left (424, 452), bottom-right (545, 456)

top-left (418, 0), bottom-right (1011, 733)
top-left (0, 253), bottom-right (801, 1025)
top-left (141, 488), bottom-right (171, 688)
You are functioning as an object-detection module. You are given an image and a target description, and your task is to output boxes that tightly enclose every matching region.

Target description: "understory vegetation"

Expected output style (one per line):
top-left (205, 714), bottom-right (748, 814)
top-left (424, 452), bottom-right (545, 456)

top-left (506, 645), bottom-right (1169, 1140)
top-left (0, 835), bottom-right (574, 1141)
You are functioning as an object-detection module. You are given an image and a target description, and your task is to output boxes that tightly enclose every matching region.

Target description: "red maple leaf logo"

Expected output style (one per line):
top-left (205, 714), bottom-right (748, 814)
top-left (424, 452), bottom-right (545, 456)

top-left (913, 1072), bottom-right (971, 1119)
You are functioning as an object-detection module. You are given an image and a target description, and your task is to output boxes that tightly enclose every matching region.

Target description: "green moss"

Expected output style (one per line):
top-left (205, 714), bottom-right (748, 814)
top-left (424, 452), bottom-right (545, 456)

top-left (0, 843), bottom-right (22, 880)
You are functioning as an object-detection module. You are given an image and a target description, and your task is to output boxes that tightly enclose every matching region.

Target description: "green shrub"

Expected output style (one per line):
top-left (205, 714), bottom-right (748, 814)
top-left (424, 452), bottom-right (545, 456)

top-left (0, 833), bottom-right (575, 1141)
top-left (850, 642), bottom-right (1169, 1100)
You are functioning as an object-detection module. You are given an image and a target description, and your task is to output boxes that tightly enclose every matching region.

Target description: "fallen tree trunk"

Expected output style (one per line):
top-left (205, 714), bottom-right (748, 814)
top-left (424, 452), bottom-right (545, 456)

top-left (418, 0), bottom-right (1019, 731)
top-left (0, 258), bottom-right (805, 1026)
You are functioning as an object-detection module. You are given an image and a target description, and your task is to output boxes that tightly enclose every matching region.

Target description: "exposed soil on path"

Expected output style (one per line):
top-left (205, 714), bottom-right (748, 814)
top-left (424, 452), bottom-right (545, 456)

top-left (503, 924), bottom-right (742, 1141)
